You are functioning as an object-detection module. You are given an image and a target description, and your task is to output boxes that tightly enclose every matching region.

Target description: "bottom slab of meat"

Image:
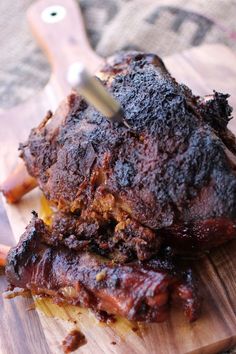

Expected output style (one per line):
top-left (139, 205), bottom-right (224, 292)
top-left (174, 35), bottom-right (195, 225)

top-left (5, 216), bottom-right (200, 322)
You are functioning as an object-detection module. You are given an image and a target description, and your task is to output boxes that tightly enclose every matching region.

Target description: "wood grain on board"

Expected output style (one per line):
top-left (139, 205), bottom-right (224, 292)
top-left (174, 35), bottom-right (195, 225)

top-left (0, 0), bottom-right (236, 353)
top-left (0, 197), bottom-right (51, 354)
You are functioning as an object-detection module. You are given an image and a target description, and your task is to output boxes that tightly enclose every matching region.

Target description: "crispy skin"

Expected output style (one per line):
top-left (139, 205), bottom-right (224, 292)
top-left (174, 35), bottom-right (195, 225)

top-left (6, 216), bottom-right (200, 322)
top-left (19, 52), bottom-right (236, 257)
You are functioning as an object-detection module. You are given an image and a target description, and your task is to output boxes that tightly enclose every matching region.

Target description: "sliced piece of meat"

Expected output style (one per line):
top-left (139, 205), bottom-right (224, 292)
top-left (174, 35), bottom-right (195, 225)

top-left (5, 215), bottom-right (200, 323)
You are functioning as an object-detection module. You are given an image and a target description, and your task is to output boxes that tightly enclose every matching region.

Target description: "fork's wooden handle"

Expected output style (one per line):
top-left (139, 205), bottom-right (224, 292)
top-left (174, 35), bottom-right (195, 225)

top-left (1, 0), bottom-right (105, 204)
top-left (27, 0), bottom-right (104, 89)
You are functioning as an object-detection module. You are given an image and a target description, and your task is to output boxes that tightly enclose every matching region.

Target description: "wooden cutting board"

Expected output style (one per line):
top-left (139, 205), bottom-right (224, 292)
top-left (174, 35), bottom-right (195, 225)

top-left (0, 0), bottom-right (236, 353)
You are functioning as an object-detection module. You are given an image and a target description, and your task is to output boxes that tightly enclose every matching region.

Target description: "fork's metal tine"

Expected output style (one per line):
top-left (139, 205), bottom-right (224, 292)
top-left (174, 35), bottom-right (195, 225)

top-left (67, 62), bottom-right (130, 127)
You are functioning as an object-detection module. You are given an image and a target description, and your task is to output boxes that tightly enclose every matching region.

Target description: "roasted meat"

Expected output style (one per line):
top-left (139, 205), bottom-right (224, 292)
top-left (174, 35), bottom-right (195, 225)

top-left (6, 214), bottom-right (200, 322)
top-left (4, 51), bottom-right (236, 323)
top-left (19, 52), bottom-right (236, 256)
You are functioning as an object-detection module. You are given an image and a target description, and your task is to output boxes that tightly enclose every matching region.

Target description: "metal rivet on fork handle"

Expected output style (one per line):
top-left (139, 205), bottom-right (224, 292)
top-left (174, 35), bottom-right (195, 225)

top-left (41, 5), bottom-right (66, 23)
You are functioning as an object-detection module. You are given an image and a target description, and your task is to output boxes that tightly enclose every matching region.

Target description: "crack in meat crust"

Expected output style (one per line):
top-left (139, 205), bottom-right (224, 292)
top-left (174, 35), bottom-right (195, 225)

top-left (6, 216), bottom-right (200, 322)
top-left (47, 211), bottom-right (162, 262)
